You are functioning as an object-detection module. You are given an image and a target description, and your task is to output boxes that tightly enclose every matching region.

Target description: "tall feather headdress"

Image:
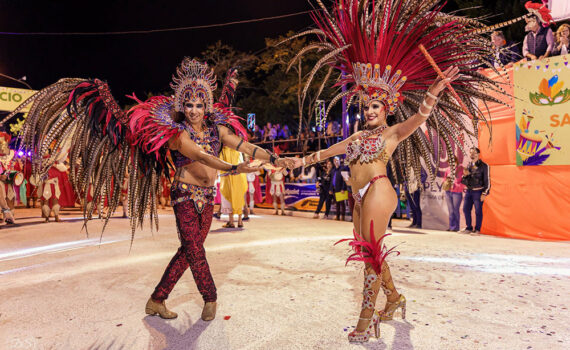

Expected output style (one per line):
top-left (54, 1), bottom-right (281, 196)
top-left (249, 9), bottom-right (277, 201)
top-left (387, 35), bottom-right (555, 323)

top-left (291, 0), bottom-right (511, 185)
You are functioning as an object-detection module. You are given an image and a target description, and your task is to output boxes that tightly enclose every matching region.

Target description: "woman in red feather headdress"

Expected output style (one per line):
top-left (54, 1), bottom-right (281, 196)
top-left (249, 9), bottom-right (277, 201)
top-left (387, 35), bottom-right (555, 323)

top-left (292, 0), bottom-right (509, 343)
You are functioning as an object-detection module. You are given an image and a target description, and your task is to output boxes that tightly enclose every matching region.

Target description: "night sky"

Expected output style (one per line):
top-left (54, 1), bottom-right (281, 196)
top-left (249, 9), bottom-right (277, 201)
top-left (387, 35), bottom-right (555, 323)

top-left (0, 0), bottom-right (315, 101)
top-left (0, 0), bottom-right (530, 106)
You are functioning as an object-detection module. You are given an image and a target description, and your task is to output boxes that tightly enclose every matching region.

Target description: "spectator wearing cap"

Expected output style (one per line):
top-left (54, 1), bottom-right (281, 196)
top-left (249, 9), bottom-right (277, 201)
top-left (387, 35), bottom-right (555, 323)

top-left (522, 14), bottom-right (554, 61)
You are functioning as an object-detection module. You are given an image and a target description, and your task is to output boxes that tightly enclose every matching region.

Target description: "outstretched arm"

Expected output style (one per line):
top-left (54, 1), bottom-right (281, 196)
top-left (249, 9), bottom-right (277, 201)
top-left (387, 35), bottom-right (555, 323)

top-left (297, 132), bottom-right (361, 167)
top-left (169, 131), bottom-right (255, 173)
top-left (393, 66), bottom-right (460, 142)
top-left (218, 125), bottom-right (294, 168)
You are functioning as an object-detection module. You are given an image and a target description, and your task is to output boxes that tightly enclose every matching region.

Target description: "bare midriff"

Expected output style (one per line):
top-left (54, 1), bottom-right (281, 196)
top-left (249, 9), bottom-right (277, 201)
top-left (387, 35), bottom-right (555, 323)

top-left (174, 162), bottom-right (218, 187)
top-left (349, 160), bottom-right (389, 195)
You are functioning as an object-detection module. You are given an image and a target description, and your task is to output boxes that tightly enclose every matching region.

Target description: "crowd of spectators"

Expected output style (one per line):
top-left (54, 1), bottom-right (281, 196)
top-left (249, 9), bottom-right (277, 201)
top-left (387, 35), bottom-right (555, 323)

top-left (248, 121), bottom-right (344, 156)
top-left (482, 17), bottom-right (569, 69)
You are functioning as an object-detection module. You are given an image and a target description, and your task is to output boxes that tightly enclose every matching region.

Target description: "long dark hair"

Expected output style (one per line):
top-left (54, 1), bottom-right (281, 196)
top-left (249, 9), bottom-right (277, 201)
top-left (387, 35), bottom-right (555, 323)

top-left (171, 110), bottom-right (185, 123)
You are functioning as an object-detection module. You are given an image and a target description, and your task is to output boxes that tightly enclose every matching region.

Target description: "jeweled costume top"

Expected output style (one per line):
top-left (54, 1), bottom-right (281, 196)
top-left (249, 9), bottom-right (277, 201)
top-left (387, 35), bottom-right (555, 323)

top-left (346, 126), bottom-right (390, 165)
top-left (171, 122), bottom-right (221, 168)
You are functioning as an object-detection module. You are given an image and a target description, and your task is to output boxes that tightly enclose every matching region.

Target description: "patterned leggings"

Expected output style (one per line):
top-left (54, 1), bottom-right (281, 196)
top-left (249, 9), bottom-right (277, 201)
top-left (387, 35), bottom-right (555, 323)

top-left (151, 200), bottom-right (217, 302)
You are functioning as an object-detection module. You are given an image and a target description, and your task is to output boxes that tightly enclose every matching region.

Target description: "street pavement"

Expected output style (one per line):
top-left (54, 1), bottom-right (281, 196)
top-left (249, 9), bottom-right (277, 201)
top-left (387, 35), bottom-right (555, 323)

top-left (1, 207), bottom-right (569, 350)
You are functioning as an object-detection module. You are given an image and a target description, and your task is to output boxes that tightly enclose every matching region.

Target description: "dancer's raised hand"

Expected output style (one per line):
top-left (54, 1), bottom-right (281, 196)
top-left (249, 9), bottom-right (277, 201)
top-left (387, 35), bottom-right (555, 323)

top-left (430, 66), bottom-right (460, 95)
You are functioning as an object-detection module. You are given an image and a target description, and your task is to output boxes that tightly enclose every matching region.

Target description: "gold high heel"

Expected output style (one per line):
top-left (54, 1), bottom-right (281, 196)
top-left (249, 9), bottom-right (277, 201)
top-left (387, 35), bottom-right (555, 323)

top-left (145, 298), bottom-right (178, 319)
top-left (380, 294), bottom-right (407, 321)
top-left (348, 310), bottom-right (381, 343)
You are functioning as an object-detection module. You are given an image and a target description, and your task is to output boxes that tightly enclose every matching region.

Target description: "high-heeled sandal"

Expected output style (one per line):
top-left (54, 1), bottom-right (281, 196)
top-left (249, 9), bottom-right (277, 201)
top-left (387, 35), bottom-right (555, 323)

top-left (379, 294), bottom-right (407, 321)
top-left (348, 272), bottom-right (381, 343)
top-left (348, 310), bottom-right (381, 343)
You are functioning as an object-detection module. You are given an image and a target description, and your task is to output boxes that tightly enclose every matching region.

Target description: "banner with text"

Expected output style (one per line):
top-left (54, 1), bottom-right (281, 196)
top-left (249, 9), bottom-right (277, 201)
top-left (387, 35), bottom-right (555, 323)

top-left (514, 54), bottom-right (570, 166)
top-left (0, 86), bottom-right (36, 112)
top-left (257, 183), bottom-right (319, 212)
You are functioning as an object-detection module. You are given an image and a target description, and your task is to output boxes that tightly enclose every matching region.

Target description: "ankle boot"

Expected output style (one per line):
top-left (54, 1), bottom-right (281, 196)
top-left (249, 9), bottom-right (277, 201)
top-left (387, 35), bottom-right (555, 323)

top-left (145, 298), bottom-right (178, 319)
top-left (201, 301), bottom-right (216, 321)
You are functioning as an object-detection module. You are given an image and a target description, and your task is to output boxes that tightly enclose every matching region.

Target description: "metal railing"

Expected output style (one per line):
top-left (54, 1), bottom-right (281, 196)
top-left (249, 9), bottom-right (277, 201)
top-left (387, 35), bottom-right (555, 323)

top-left (249, 134), bottom-right (343, 156)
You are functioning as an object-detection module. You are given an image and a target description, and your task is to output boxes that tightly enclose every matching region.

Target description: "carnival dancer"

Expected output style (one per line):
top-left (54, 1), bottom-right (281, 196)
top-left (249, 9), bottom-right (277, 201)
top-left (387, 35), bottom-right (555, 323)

top-left (0, 132), bottom-right (17, 211)
top-left (2, 58), bottom-right (293, 321)
top-left (291, 0), bottom-right (508, 342)
top-left (268, 168), bottom-right (288, 215)
top-left (38, 163), bottom-right (65, 222)
top-left (137, 59), bottom-right (294, 321)
top-left (22, 156), bottom-right (37, 208)
top-left (244, 165), bottom-right (262, 217)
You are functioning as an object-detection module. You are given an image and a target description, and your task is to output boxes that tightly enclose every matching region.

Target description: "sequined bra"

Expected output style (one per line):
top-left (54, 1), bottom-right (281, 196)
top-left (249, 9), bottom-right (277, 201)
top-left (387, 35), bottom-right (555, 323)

top-left (345, 126), bottom-right (390, 164)
top-left (171, 122), bottom-right (221, 168)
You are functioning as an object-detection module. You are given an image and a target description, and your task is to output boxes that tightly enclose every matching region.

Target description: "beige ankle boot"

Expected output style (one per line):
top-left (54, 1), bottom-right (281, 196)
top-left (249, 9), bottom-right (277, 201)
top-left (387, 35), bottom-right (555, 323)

top-left (145, 298), bottom-right (178, 319)
top-left (201, 301), bottom-right (217, 321)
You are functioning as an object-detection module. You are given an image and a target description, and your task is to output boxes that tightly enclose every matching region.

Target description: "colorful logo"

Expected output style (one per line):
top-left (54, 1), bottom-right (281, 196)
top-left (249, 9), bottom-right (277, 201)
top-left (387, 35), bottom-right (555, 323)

top-left (516, 110), bottom-right (561, 166)
top-left (529, 75), bottom-right (570, 106)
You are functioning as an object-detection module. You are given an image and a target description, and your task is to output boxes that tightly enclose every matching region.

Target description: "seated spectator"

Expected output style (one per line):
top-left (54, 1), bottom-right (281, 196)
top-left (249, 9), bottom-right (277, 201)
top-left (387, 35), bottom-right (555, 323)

top-left (553, 23), bottom-right (570, 57)
top-left (490, 31), bottom-right (519, 67)
top-left (522, 14), bottom-right (554, 61)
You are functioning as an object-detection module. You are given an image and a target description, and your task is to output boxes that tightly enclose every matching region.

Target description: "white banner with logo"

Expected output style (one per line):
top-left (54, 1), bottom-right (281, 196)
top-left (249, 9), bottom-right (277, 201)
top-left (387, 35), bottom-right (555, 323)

top-left (550, 0), bottom-right (570, 21)
top-left (0, 86), bottom-right (37, 112)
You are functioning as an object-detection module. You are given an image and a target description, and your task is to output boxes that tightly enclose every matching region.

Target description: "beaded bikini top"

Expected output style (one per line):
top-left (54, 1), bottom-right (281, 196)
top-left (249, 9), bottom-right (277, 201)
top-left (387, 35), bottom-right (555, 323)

top-left (345, 125), bottom-right (390, 165)
top-left (171, 122), bottom-right (220, 168)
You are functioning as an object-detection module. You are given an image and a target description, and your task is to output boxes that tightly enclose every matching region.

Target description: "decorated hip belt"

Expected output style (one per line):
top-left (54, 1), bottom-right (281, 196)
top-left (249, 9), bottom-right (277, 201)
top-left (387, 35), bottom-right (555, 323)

top-left (170, 181), bottom-right (216, 214)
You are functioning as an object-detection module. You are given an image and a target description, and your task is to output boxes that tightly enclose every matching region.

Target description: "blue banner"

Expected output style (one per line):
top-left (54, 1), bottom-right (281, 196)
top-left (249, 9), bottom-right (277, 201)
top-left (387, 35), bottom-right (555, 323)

top-left (258, 183), bottom-right (319, 212)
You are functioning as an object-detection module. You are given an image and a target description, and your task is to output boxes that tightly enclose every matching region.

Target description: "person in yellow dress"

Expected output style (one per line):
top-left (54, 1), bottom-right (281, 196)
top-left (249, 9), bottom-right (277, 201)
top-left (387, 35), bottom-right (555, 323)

top-left (219, 146), bottom-right (248, 228)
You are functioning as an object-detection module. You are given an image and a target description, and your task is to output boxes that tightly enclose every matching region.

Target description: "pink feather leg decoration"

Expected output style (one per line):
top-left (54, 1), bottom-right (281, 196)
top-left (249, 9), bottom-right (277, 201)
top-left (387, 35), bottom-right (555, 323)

top-left (335, 220), bottom-right (400, 274)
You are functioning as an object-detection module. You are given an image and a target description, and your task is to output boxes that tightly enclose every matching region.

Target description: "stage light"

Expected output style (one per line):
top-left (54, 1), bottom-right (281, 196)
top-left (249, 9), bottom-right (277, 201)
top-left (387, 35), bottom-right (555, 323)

top-left (17, 151), bottom-right (24, 157)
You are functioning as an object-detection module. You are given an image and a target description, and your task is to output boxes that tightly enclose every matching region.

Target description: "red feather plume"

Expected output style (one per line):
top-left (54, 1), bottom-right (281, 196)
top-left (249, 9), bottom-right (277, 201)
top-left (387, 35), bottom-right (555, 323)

top-left (335, 220), bottom-right (400, 274)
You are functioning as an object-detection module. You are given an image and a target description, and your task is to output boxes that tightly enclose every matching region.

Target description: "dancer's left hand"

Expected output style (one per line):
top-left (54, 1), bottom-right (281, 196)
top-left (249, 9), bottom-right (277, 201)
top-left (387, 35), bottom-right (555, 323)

top-left (236, 161), bottom-right (262, 174)
top-left (430, 66), bottom-right (461, 95)
top-left (275, 157), bottom-right (296, 169)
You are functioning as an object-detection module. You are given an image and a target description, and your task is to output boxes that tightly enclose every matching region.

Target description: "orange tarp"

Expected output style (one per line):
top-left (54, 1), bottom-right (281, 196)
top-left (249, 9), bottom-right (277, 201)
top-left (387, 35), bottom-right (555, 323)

top-left (478, 68), bottom-right (570, 241)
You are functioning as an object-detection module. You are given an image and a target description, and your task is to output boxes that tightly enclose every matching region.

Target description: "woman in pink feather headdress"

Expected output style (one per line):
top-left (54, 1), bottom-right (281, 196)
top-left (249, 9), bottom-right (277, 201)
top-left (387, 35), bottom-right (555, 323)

top-left (292, 0), bottom-right (508, 343)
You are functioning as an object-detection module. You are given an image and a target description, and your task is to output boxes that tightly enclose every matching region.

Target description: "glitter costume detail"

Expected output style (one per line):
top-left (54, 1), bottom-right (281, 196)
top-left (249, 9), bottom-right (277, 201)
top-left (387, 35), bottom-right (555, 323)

top-left (170, 181), bottom-right (216, 214)
top-left (171, 122), bottom-right (221, 168)
top-left (346, 126), bottom-right (389, 165)
top-left (171, 58), bottom-right (217, 114)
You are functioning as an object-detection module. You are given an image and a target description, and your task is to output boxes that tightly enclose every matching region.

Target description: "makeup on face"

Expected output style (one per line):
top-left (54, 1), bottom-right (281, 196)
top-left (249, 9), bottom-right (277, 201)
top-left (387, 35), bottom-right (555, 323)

top-left (363, 100), bottom-right (387, 126)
